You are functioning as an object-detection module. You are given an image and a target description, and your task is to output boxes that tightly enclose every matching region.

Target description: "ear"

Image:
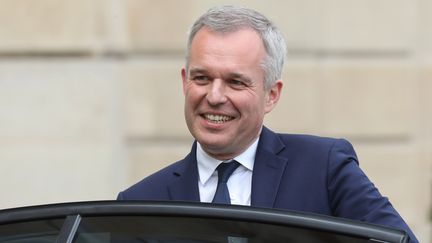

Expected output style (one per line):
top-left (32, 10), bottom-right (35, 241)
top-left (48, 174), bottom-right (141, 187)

top-left (181, 67), bottom-right (187, 95)
top-left (264, 80), bottom-right (283, 114)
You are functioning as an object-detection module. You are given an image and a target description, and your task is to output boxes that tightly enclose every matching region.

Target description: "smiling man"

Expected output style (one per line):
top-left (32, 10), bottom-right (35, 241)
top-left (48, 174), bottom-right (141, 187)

top-left (118, 5), bottom-right (418, 242)
top-left (182, 27), bottom-right (281, 161)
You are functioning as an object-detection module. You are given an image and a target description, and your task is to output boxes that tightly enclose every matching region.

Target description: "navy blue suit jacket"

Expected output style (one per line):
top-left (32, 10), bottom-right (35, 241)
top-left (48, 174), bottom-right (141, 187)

top-left (118, 126), bottom-right (418, 242)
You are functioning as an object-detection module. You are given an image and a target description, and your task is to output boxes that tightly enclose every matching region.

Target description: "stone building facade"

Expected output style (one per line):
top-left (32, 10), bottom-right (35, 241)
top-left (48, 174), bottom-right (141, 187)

top-left (0, 0), bottom-right (431, 241)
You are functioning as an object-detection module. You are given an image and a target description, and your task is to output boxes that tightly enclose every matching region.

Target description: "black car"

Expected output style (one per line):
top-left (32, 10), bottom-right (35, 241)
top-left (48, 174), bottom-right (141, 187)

top-left (0, 201), bottom-right (408, 243)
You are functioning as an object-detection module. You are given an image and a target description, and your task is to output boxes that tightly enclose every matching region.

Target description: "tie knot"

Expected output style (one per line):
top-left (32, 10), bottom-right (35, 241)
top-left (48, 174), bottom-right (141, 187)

top-left (216, 161), bottom-right (240, 183)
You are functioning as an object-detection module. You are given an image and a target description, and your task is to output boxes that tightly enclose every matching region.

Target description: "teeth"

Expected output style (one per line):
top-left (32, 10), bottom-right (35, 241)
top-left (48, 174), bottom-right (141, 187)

top-left (204, 114), bottom-right (233, 123)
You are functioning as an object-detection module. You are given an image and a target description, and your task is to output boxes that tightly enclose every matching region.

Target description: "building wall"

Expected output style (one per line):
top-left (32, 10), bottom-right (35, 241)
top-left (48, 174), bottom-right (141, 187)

top-left (0, 0), bottom-right (430, 241)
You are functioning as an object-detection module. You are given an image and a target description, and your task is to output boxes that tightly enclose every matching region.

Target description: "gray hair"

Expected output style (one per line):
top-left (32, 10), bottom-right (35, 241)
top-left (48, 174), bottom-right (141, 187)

top-left (185, 5), bottom-right (287, 90)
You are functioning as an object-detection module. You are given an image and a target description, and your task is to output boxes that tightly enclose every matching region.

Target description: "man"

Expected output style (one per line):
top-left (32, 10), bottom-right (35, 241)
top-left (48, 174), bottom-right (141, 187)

top-left (118, 5), bottom-right (418, 242)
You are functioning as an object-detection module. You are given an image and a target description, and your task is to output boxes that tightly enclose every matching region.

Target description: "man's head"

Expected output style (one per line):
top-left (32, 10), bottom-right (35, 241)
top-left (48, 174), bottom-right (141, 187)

top-left (185, 5), bottom-right (287, 90)
top-left (182, 6), bottom-right (286, 160)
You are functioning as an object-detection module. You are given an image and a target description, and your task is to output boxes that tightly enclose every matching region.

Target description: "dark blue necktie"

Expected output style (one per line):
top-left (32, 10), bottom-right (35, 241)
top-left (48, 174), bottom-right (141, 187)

top-left (212, 161), bottom-right (240, 204)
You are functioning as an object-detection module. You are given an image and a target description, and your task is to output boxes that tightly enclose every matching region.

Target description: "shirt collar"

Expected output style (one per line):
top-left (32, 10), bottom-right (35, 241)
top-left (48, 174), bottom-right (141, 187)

top-left (197, 138), bottom-right (258, 185)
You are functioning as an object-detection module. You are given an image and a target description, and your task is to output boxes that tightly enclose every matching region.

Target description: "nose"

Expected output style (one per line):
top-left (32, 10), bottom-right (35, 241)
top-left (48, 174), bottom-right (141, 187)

top-left (206, 79), bottom-right (227, 105)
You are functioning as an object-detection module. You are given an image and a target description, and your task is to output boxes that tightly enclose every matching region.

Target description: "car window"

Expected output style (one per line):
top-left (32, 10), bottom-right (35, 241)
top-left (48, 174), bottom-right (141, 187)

top-left (72, 216), bottom-right (370, 243)
top-left (0, 219), bottom-right (64, 243)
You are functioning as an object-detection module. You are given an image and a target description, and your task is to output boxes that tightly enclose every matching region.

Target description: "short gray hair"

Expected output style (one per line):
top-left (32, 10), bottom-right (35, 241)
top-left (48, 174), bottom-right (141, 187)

top-left (185, 5), bottom-right (287, 90)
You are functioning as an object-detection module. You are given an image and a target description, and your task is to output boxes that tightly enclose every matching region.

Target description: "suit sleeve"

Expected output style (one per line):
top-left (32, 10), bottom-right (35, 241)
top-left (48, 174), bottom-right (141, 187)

top-left (116, 191), bottom-right (124, 200)
top-left (327, 139), bottom-right (418, 243)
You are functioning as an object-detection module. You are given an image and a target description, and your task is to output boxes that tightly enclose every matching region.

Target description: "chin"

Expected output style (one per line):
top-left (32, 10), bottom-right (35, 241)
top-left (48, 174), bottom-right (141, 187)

top-left (198, 137), bottom-right (229, 149)
top-left (198, 136), bottom-right (232, 151)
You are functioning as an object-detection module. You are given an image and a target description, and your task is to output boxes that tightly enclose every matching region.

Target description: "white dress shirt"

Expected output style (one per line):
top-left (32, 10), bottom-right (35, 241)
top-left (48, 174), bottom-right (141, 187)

top-left (196, 138), bottom-right (258, 206)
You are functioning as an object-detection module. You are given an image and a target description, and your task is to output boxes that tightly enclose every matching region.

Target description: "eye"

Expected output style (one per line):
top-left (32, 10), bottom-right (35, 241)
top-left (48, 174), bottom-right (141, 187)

top-left (192, 75), bottom-right (210, 84)
top-left (194, 76), bottom-right (207, 81)
top-left (229, 79), bottom-right (246, 88)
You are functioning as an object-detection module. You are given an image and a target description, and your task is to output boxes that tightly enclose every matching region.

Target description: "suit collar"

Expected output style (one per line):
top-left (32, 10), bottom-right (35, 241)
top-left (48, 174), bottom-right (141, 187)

top-left (167, 127), bottom-right (289, 207)
top-left (167, 142), bottom-right (201, 202)
top-left (251, 126), bottom-right (288, 208)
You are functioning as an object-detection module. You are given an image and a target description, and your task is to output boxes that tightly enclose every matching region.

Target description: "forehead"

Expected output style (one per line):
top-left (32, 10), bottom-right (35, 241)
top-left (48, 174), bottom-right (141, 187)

top-left (189, 28), bottom-right (266, 68)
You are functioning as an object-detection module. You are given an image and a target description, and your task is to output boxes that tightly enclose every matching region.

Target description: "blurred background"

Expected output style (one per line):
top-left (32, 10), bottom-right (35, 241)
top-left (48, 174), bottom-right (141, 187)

top-left (0, 0), bottom-right (431, 241)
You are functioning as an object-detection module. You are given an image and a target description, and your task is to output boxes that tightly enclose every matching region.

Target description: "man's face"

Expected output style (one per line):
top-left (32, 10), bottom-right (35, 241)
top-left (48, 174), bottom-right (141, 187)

top-left (182, 27), bottom-right (282, 160)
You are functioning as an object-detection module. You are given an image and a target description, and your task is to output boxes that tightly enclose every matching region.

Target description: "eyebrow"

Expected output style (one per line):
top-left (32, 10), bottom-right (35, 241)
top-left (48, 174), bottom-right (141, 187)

top-left (189, 68), bottom-right (208, 76)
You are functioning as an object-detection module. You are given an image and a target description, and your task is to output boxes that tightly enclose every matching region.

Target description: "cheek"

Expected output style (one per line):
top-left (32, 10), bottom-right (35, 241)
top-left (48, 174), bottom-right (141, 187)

top-left (184, 94), bottom-right (195, 111)
top-left (248, 93), bottom-right (267, 109)
top-left (184, 86), bottom-right (204, 108)
top-left (234, 94), bottom-right (265, 116)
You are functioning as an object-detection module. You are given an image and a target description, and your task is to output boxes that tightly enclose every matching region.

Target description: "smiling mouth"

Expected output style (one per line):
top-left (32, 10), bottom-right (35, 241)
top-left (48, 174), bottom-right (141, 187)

top-left (202, 114), bottom-right (234, 124)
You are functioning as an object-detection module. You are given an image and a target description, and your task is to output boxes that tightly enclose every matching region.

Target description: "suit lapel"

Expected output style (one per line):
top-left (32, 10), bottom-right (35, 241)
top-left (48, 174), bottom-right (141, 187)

top-left (166, 129), bottom-right (289, 206)
top-left (167, 142), bottom-right (201, 202)
top-left (251, 127), bottom-right (289, 208)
